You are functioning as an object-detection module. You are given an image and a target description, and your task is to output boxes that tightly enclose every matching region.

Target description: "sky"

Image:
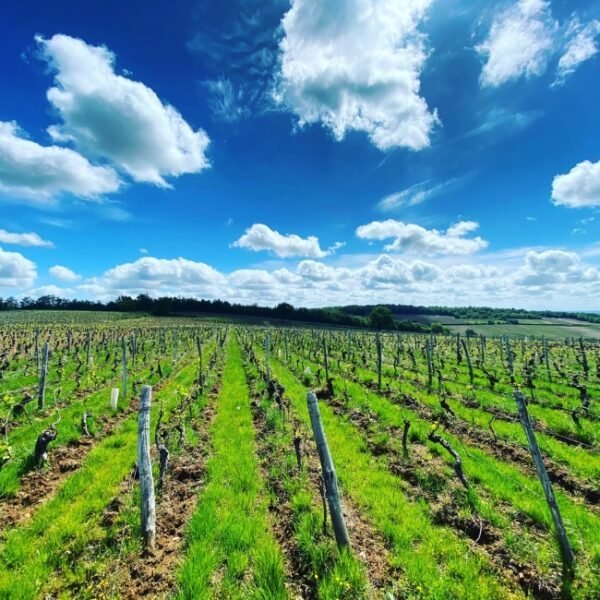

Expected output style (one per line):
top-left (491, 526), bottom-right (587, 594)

top-left (1, 0), bottom-right (600, 310)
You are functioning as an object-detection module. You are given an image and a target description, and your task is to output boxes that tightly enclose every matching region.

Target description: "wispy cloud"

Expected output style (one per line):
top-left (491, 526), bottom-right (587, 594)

top-left (377, 176), bottom-right (469, 212)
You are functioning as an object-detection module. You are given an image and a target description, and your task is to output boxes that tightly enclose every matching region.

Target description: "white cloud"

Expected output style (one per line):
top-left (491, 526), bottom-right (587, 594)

top-left (205, 78), bottom-right (250, 122)
top-left (24, 284), bottom-right (75, 298)
top-left (477, 0), bottom-right (556, 87)
top-left (38, 34), bottom-right (210, 186)
top-left (552, 160), bottom-right (600, 208)
top-left (65, 246), bottom-right (600, 310)
top-left (273, 0), bottom-right (438, 151)
top-left (0, 229), bottom-right (53, 248)
top-left (232, 223), bottom-right (343, 258)
top-left (49, 265), bottom-right (80, 282)
top-left (83, 256), bottom-right (226, 299)
top-left (377, 177), bottom-right (462, 211)
top-left (0, 121), bottom-right (121, 201)
top-left (0, 246), bottom-right (37, 288)
top-left (514, 249), bottom-right (599, 286)
top-left (356, 220), bottom-right (488, 255)
top-left (555, 18), bottom-right (600, 84)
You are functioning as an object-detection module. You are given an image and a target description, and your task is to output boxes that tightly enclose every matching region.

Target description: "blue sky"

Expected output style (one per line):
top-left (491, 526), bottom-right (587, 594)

top-left (1, 0), bottom-right (600, 309)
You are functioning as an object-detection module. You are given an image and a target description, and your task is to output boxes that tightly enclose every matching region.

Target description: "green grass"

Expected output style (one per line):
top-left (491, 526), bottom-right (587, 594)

top-left (268, 356), bottom-right (515, 599)
top-left (176, 334), bottom-right (287, 599)
top-left (0, 359), bottom-right (199, 598)
top-left (242, 345), bottom-right (370, 598)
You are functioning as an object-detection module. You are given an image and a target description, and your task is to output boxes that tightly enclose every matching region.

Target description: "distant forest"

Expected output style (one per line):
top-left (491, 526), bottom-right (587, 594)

top-left (0, 293), bottom-right (598, 330)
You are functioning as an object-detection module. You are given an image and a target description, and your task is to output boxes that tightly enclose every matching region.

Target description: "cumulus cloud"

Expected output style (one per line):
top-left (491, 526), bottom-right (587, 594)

top-left (81, 256), bottom-right (226, 299)
top-left (555, 18), bottom-right (600, 85)
top-left (273, 0), bottom-right (438, 151)
top-left (61, 245), bottom-right (600, 310)
top-left (38, 34), bottom-right (210, 186)
top-left (356, 220), bottom-right (488, 255)
top-left (551, 160), bottom-right (600, 208)
top-left (0, 228), bottom-right (53, 248)
top-left (49, 265), bottom-right (80, 282)
top-left (0, 246), bottom-right (37, 288)
top-left (232, 223), bottom-right (343, 258)
top-left (514, 249), bottom-right (599, 286)
top-left (0, 121), bottom-right (121, 201)
top-left (477, 0), bottom-right (556, 87)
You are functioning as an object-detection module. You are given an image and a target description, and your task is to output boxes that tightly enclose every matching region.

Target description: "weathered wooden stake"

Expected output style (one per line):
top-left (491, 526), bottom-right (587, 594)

top-left (323, 337), bottom-right (329, 383)
top-left (307, 391), bottom-right (350, 549)
top-left (376, 332), bottom-right (383, 391)
top-left (121, 337), bottom-right (128, 400)
top-left (138, 385), bottom-right (156, 550)
top-left (86, 331), bottom-right (91, 368)
top-left (426, 338), bottom-right (433, 390)
top-left (38, 342), bottom-right (49, 410)
top-left (514, 390), bottom-right (575, 573)
top-left (543, 337), bottom-right (552, 382)
top-left (196, 337), bottom-right (204, 390)
top-left (461, 338), bottom-right (474, 384)
top-left (265, 332), bottom-right (271, 382)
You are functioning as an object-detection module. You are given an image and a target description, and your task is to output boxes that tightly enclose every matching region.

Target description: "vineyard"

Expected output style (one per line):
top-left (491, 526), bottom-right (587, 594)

top-left (0, 313), bottom-right (598, 599)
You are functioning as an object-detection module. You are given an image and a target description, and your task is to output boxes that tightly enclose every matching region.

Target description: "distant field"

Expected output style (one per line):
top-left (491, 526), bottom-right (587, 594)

top-left (395, 313), bottom-right (600, 339)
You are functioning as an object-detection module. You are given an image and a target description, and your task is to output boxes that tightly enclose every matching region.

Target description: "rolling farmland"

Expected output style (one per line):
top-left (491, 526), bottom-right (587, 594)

top-left (0, 313), bottom-right (598, 598)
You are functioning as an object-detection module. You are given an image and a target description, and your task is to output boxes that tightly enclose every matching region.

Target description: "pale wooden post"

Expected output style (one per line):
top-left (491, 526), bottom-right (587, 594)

top-left (110, 388), bottom-right (119, 410)
top-left (307, 391), bottom-right (350, 550)
top-left (514, 390), bottom-right (574, 572)
top-left (138, 385), bottom-right (156, 550)
top-left (38, 342), bottom-right (49, 410)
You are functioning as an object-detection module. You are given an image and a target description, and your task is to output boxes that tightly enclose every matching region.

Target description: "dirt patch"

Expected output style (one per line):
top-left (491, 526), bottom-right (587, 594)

top-left (0, 405), bottom-right (136, 532)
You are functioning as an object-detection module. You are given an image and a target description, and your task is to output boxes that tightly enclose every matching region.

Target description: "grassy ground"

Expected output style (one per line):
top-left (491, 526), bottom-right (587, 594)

top-left (176, 334), bottom-right (287, 599)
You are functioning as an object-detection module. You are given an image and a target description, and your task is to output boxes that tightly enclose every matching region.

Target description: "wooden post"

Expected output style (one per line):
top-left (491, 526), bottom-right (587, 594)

top-left (505, 336), bottom-right (514, 380)
top-left (35, 329), bottom-right (40, 374)
top-left (38, 342), bottom-right (49, 410)
top-left (543, 337), bottom-right (552, 382)
top-left (307, 391), bottom-right (350, 550)
top-left (323, 336), bottom-right (329, 383)
top-left (426, 338), bottom-right (433, 390)
top-left (265, 332), bottom-right (271, 382)
top-left (86, 331), bottom-right (91, 368)
top-left (138, 385), bottom-right (156, 550)
top-left (461, 338), bottom-right (474, 384)
top-left (376, 333), bottom-right (382, 391)
top-left (121, 337), bottom-right (128, 400)
top-left (196, 337), bottom-right (204, 390)
top-left (514, 390), bottom-right (575, 572)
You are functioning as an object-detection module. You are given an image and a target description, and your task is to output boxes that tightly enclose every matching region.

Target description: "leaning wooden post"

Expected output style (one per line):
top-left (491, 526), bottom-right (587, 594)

top-left (38, 342), bottom-right (49, 410)
top-left (307, 391), bottom-right (350, 550)
top-left (514, 390), bottom-right (574, 573)
top-left (138, 385), bottom-right (156, 550)
top-left (121, 337), bottom-right (128, 400)
top-left (323, 336), bottom-right (329, 383)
